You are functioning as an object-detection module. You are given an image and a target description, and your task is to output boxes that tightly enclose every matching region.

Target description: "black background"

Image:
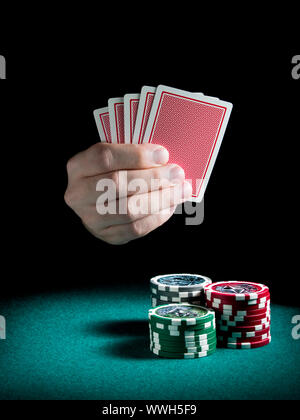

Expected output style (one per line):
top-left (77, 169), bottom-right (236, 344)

top-left (1, 14), bottom-right (299, 305)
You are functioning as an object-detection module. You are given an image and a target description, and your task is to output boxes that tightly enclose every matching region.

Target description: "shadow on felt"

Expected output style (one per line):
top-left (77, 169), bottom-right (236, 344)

top-left (85, 319), bottom-right (155, 360)
top-left (85, 319), bottom-right (149, 337)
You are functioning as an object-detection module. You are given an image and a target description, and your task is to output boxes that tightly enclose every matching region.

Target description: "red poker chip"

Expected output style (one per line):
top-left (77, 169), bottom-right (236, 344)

top-left (206, 296), bottom-right (270, 308)
top-left (205, 286), bottom-right (270, 299)
top-left (219, 336), bottom-right (271, 349)
top-left (216, 315), bottom-right (271, 327)
top-left (204, 281), bottom-right (269, 302)
top-left (217, 313), bottom-right (271, 327)
top-left (205, 292), bottom-right (270, 305)
top-left (217, 332), bottom-right (270, 344)
top-left (206, 299), bottom-right (270, 312)
top-left (207, 305), bottom-right (270, 317)
top-left (216, 326), bottom-right (271, 339)
top-left (206, 296), bottom-right (270, 307)
top-left (218, 322), bottom-right (270, 333)
top-left (205, 292), bottom-right (270, 303)
top-left (216, 310), bottom-right (271, 322)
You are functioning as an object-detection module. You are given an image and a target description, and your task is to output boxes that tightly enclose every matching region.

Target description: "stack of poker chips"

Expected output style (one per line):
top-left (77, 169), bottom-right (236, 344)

top-left (150, 274), bottom-right (212, 308)
top-left (149, 304), bottom-right (217, 359)
top-left (204, 281), bottom-right (271, 349)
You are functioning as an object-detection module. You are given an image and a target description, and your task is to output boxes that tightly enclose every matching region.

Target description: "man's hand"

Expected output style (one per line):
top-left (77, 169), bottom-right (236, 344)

top-left (64, 143), bottom-right (192, 245)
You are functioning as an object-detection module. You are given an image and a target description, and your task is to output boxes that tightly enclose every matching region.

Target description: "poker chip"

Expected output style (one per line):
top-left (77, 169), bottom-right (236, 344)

top-left (149, 318), bottom-right (216, 331)
top-left (205, 281), bottom-right (269, 302)
top-left (152, 295), bottom-right (203, 304)
top-left (149, 304), bottom-right (215, 325)
top-left (206, 299), bottom-right (270, 312)
top-left (217, 332), bottom-right (270, 343)
top-left (148, 303), bottom-right (217, 359)
top-left (206, 291), bottom-right (270, 305)
top-left (216, 326), bottom-right (270, 339)
top-left (150, 335), bottom-right (217, 349)
top-left (150, 274), bottom-right (211, 307)
top-left (204, 281), bottom-right (271, 349)
top-left (154, 295), bottom-right (203, 303)
top-left (206, 305), bottom-right (270, 317)
top-left (217, 305), bottom-right (271, 316)
top-left (217, 309), bottom-right (271, 322)
top-left (151, 287), bottom-right (203, 298)
top-left (149, 321), bottom-right (216, 337)
top-left (150, 274), bottom-right (212, 292)
top-left (151, 334), bottom-right (217, 347)
top-left (221, 336), bottom-right (272, 349)
top-left (149, 314), bottom-right (215, 329)
top-left (151, 341), bottom-right (217, 353)
top-left (151, 329), bottom-right (217, 342)
top-left (150, 346), bottom-right (216, 359)
top-left (150, 341), bottom-right (217, 353)
top-left (149, 323), bottom-right (216, 338)
top-left (218, 321), bottom-right (270, 333)
top-left (216, 315), bottom-right (271, 327)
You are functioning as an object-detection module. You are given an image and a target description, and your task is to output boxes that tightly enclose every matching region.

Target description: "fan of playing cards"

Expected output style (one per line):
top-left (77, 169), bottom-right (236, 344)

top-left (94, 85), bottom-right (233, 202)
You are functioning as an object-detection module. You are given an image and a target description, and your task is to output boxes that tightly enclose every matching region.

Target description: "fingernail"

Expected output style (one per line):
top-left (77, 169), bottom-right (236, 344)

top-left (153, 147), bottom-right (169, 164)
top-left (169, 165), bottom-right (185, 183)
top-left (182, 181), bottom-right (193, 198)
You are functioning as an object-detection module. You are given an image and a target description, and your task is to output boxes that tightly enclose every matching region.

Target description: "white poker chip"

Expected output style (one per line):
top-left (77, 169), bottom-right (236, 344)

top-left (150, 274), bottom-right (212, 293)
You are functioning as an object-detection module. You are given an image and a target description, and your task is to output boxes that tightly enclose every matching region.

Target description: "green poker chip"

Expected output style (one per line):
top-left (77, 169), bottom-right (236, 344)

top-left (150, 343), bottom-right (217, 354)
top-left (149, 319), bottom-right (216, 331)
top-left (149, 304), bottom-right (215, 326)
top-left (150, 346), bottom-right (216, 359)
top-left (149, 317), bottom-right (215, 330)
top-left (150, 338), bottom-right (217, 351)
top-left (148, 284), bottom-right (217, 358)
top-left (150, 333), bottom-right (217, 347)
top-left (149, 324), bottom-right (216, 338)
top-left (150, 329), bottom-right (217, 343)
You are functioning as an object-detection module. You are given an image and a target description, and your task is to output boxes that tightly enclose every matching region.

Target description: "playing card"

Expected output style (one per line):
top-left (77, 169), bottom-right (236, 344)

top-left (143, 85), bottom-right (233, 202)
top-left (138, 91), bottom-right (205, 144)
top-left (124, 93), bottom-right (140, 144)
top-left (108, 97), bottom-right (125, 143)
top-left (93, 107), bottom-right (112, 143)
top-left (132, 86), bottom-right (156, 144)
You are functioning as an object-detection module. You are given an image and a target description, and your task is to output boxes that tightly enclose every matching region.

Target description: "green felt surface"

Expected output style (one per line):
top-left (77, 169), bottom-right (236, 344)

top-left (0, 287), bottom-right (299, 400)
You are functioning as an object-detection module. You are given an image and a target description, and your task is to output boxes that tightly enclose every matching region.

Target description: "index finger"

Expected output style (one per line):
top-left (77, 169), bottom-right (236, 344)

top-left (67, 143), bottom-right (170, 178)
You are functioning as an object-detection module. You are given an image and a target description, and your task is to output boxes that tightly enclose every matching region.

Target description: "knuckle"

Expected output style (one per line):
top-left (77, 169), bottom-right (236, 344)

top-left (64, 188), bottom-right (73, 207)
top-left (151, 167), bottom-right (165, 188)
top-left (66, 156), bottom-right (76, 174)
top-left (126, 196), bottom-right (137, 220)
top-left (134, 146), bottom-right (145, 166)
top-left (96, 144), bottom-right (113, 172)
top-left (110, 170), bottom-right (120, 192)
top-left (64, 184), bottom-right (83, 208)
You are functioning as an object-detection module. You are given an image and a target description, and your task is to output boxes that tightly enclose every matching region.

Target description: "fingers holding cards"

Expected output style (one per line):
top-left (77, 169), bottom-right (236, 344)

top-left (132, 86), bottom-right (156, 144)
top-left (143, 85), bottom-right (232, 202)
top-left (93, 84), bottom-right (233, 202)
top-left (93, 107), bottom-right (112, 143)
top-left (108, 97), bottom-right (125, 143)
top-left (124, 93), bottom-right (140, 144)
